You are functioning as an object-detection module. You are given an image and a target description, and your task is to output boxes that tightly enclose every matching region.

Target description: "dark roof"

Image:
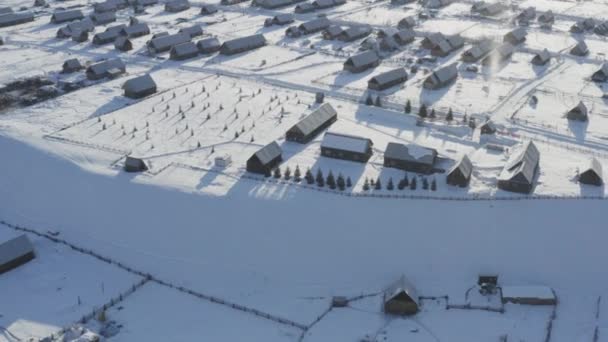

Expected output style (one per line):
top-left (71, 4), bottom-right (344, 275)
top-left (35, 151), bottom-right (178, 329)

top-left (253, 141), bottom-right (282, 165)
top-left (87, 58), bottom-right (125, 76)
top-left (288, 103), bottom-right (337, 137)
top-left (581, 158), bottom-right (603, 181)
top-left (220, 34), bottom-right (266, 53)
top-left (179, 24), bottom-right (203, 38)
top-left (0, 11), bottom-right (35, 27)
top-left (123, 74), bottom-right (156, 94)
top-left (51, 9), bottom-right (84, 23)
top-left (63, 58), bottom-right (82, 70)
top-left (299, 17), bottom-right (330, 33)
top-left (148, 32), bottom-right (191, 52)
top-left (498, 141), bottom-right (539, 185)
top-left (200, 4), bottom-right (218, 13)
top-left (122, 22), bottom-right (150, 37)
top-left (571, 40), bottom-right (588, 55)
top-left (90, 11), bottom-right (116, 24)
top-left (368, 68), bottom-right (408, 87)
top-left (0, 234), bottom-right (34, 266)
top-left (385, 142), bottom-right (437, 166)
top-left (345, 51), bottom-right (379, 68)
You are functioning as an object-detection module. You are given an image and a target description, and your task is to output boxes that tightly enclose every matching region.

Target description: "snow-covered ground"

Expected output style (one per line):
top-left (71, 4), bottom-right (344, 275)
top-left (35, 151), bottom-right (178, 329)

top-left (1, 0), bottom-right (608, 340)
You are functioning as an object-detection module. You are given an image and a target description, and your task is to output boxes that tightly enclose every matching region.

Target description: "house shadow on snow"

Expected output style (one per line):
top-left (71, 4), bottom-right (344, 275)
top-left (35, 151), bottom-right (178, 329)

top-left (567, 118), bottom-right (588, 143)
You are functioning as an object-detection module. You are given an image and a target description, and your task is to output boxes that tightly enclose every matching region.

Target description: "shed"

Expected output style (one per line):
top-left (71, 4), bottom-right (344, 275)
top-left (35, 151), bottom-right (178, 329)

top-left (322, 25), bottom-right (343, 40)
top-left (86, 58), bottom-right (126, 80)
top-left (179, 25), bottom-right (203, 38)
top-left (219, 34), bottom-right (266, 55)
top-left (214, 154), bottom-right (232, 168)
top-left (246, 141), bottom-right (283, 175)
top-left (197, 37), bottom-right (221, 54)
top-left (114, 36), bottom-right (133, 51)
top-left (200, 4), bottom-right (218, 14)
top-left (384, 142), bottom-right (437, 174)
top-left (461, 40), bottom-right (493, 62)
top-left (423, 63), bottom-right (457, 90)
top-left (165, 0), bottom-right (190, 12)
top-left (421, 32), bottom-right (445, 49)
top-left (121, 23), bottom-right (150, 38)
top-left (170, 41), bottom-right (199, 60)
top-left (123, 74), bottom-right (157, 98)
top-left (286, 103), bottom-right (337, 143)
top-left (393, 29), bottom-right (415, 46)
top-left (51, 9), bottom-right (84, 24)
top-left (397, 16), bottom-right (416, 29)
top-left (124, 156), bottom-right (148, 172)
top-left (566, 101), bottom-right (588, 121)
top-left (320, 132), bottom-right (373, 163)
top-left (503, 27), bottom-right (526, 45)
top-left (0, 234), bottom-right (35, 275)
top-left (479, 120), bottom-right (496, 134)
top-left (368, 68), bottom-right (408, 91)
top-left (497, 141), bottom-right (540, 194)
top-left (446, 154), bottom-right (472, 187)
top-left (531, 49), bottom-right (551, 66)
top-left (517, 7), bottom-right (536, 21)
top-left (62, 58), bottom-right (83, 73)
top-left (337, 26), bottom-right (371, 42)
top-left (72, 29), bottom-right (89, 43)
top-left (90, 11), bottom-right (116, 25)
top-left (266, 13), bottom-right (294, 26)
top-left (579, 158), bottom-right (603, 186)
top-left (343, 51), bottom-right (379, 73)
top-left (93, 28), bottom-right (122, 45)
top-left (570, 40), bottom-right (588, 56)
top-left (538, 11), bottom-right (554, 25)
top-left (147, 32), bottom-right (190, 53)
top-left (383, 276), bottom-right (419, 316)
top-left (298, 17), bottom-right (330, 35)
top-left (0, 12), bottom-right (35, 28)
top-left (592, 63), bottom-right (608, 82)
top-left (501, 286), bottom-right (556, 305)
top-left (294, 2), bottom-right (315, 13)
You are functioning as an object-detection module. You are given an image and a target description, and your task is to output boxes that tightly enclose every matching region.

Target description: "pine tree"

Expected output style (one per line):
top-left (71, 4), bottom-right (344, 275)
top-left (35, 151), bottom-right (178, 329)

top-left (374, 96), bottom-right (382, 107)
top-left (316, 169), bottom-right (324, 187)
top-left (346, 176), bottom-right (352, 188)
top-left (405, 100), bottom-right (411, 113)
top-left (462, 113), bottom-right (468, 123)
top-left (422, 177), bottom-right (429, 190)
top-left (337, 173), bottom-right (345, 191)
top-left (264, 168), bottom-right (271, 177)
top-left (419, 103), bottom-right (428, 118)
top-left (429, 108), bottom-right (436, 119)
top-left (398, 178), bottom-right (406, 190)
top-left (410, 176), bottom-right (417, 190)
top-left (365, 94), bottom-right (374, 106)
top-left (363, 177), bottom-right (370, 191)
top-left (387, 177), bottom-right (394, 190)
top-left (375, 177), bottom-right (382, 190)
top-left (327, 171), bottom-right (336, 189)
top-left (446, 107), bottom-right (453, 122)
top-left (211, 145), bottom-right (215, 154)
top-left (273, 167), bottom-right (281, 179)
top-left (294, 165), bottom-right (301, 182)
top-left (234, 131), bottom-right (239, 139)
top-left (431, 178), bottom-right (437, 191)
top-left (284, 166), bottom-right (291, 180)
top-left (305, 168), bottom-right (314, 184)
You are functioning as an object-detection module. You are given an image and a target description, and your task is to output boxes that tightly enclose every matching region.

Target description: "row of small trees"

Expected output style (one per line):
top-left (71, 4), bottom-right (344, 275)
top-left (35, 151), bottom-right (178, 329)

top-left (362, 174), bottom-right (437, 191)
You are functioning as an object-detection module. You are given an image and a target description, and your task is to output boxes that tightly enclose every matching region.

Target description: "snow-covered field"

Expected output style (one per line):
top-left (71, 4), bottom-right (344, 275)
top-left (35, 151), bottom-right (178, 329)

top-left (2, 0), bottom-right (608, 340)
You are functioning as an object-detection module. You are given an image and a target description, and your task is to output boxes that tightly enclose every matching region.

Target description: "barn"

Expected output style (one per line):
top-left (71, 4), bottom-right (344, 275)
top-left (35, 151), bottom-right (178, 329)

top-left (286, 103), bottom-right (337, 143)
top-left (197, 37), bottom-right (221, 54)
top-left (124, 156), bottom-right (148, 172)
top-left (298, 17), bottom-right (331, 35)
top-left (384, 142), bottom-right (437, 174)
top-left (397, 16), bottom-right (416, 29)
top-left (121, 23), bottom-right (150, 38)
top-left (51, 9), bottom-right (84, 24)
top-left (383, 276), bottom-right (419, 316)
top-left (93, 25), bottom-right (125, 45)
top-left (482, 43), bottom-right (514, 66)
top-left (423, 63), bottom-right (458, 90)
top-left (503, 27), bottom-right (526, 45)
top-left (62, 58), bottom-right (83, 73)
top-left (165, 0), bottom-right (190, 12)
top-left (322, 25), bottom-right (344, 40)
top-left (566, 101), bottom-right (588, 121)
top-left (200, 4), bottom-right (218, 14)
top-left (570, 40), bottom-right (589, 56)
top-left (147, 33), bottom-right (191, 54)
top-left (90, 11), bottom-right (116, 25)
top-left (321, 132), bottom-right (373, 163)
top-left (337, 26), bottom-right (372, 42)
top-left (393, 29), bottom-right (415, 46)
top-left (531, 49), bottom-right (551, 65)
top-left (0, 234), bottom-right (35, 275)
top-left (421, 32), bottom-right (446, 49)
top-left (343, 51), bottom-right (379, 73)
top-left (501, 286), bottom-right (556, 305)
top-left (592, 63), bottom-right (608, 82)
top-left (246, 141), bottom-right (283, 175)
top-left (115, 36), bottom-right (133, 51)
top-left (86, 58), bottom-right (126, 80)
top-left (461, 40), bottom-right (494, 63)
top-left (220, 34), bottom-right (266, 55)
top-left (170, 41), bottom-right (199, 60)
top-left (579, 158), bottom-right (603, 186)
top-left (179, 25), bottom-right (203, 38)
top-left (497, 141), bottom-right (540, 194)
top-left (368, 68), bottom-right (408, 91)
top-left (123, 74), bottom-right (157, 99)
top-left (446, 154), bottom-right (473, 187)
top-left (72, 30), bottom-right (88, 43)
top-left (0, 12), bottom-right (35, 28)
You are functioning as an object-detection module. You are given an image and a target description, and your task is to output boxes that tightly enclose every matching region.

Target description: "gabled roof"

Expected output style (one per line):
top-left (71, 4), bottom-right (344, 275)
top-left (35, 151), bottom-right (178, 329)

top-left (581, 158), bottom-right (603, 183)
top-left (339, 26), bottom-right (371, 40)
top-left (398, 16), bottom-right (416, 28)
top-left (448, 154), bottom-right (473, 178)
top-left (220, 34), bottom-right (266, 52)
top-left (197, 37), bottom-right (220, 50)
top-left (123, 74), bottom-right (156, 93)
top-left (446, 35), bottom-right (464, 49)
top-left (200, 3), bottom-right (218, 13)
top-left (568, 101), bottom-right (588, 117)
top-left (422, 32), bottom-right (446, 47)
top-left (0, 11), bottom-right (35, 27)
top-left (384, 142), bottom-right (437, 165)
top-left (289, 103), bottom-right (337, 137)
top-left (393, 29), bottom-right (415, 43)
top-left (595, 63), bottom-right (608, 77)
top-left (506, 27), bottom-right (526, 41)
top-left (538, 10), bottom-right (554, 23)
top-left (369, 68), bottom-right (408, 87)
top-left (571, 40), bottom-right (588, 55)
top-left (345, 50), bottom-right (379, 68)
top-left (321, 132), bottom-right (372, 154)
top-left (63, 58), bottom-right (82, 69)
top-left (299, 17), bottom-right (330, 32)
top-left (462, 40), bottom-right (494, 59)
top-left (88, 58), bottom-right (125, 76)
top-left (384, 276), bottom-right (419, 306)
top-left (273, 13), bottom-right (293, 23)
top-left (0, 7), bottom-right (13, 15)
top-left (498, 141), bottom-right (539, 184)
top-left (179, 24), bottom-right (203, 38)
top-left (0, 234), bottom-right (34, 266)
top-left (324, 25), bottom-right (344, 38)
top-left (51, 9), bottom-right (84, 23)
top-left (171, 41), bottom-right (198, 56)
top-left (90, 11), bottom-right (116, 24)
top-left (532, 48), bottom-right (551, 63)
top-left (252, 141), bottom-right (282, 165)
top-left (122, 22), bottom-right (150, 37)
top-left (148, 32), bottom-right (191, 51)
top-left (431, 63), bottom-right (458, 83)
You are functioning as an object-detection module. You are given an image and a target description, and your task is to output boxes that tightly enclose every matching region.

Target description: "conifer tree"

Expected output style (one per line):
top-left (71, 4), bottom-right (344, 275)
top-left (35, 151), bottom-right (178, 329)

top-left (363, 177), bottom-right (370, 191)
top-left (284, 166), bottom-right (291, 180)
top-left (316, 169), bottom-right (325, 187)
top-left (375, 177), bottom-right (382, 190)
top-left (405, 100), bottom-right (411, 113)
top-left (273, 167), bottom-right (281, 179)
top-left (431, 178), bottom-right (437, 191)
top-left (337, 173), bottom-right (345, 191)
top-left (387, 177), bottom-right (394, 190)
top-left (410, 176), bottom-right (417, 190)
top-left (422, 177), bottom-right (429, 190)
top-left (446, 107), bottom-right (453, 122)
top-left (419, 103), bottom-right (428, 118)
top-left (294, 165), bottom-right (302, 182)
top-left (346, 176), bottom-right (352, 188)
top-left (327, 171), bottom-right (336, 189)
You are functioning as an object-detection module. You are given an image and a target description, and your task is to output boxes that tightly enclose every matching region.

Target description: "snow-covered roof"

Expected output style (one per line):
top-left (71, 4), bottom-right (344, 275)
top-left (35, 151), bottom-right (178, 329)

top-left (220, 34), bottom-right (266, 53)
top-left (87, 58), bottom-right (125, 76)
top-left (385, 142), bottom-right (437, 165)
top-left (179, 25), bottom-right (203, 38)
top-left (0, 12), bottom-right (34, 27)
top-left (368, 68), bottom-right (408, 87)
top-left (384, 276), bottom-right (419, 306)
top-left (197, 37), bottom-right (220, 51)
top-left (171, 41), bottom-right (198, 56)
top-left (582, 158), bottom-right (603, 179)
top-left (122, 23), bottom-right (150, 37)
top-left (393, 29), bottom-right (414, 43)
top-left (501, 286), bottom-right (555, 301)
top-left (299, 17), bottom-right (330, 33)
top-left (148, 32), bottom-right (191, 52)
top-left (345, 51), bottom-right (379, 68)
top-left (288, 103), bottom-right (337, 137)
top-left (0, 7), bottom-right (12, 15)
top-left (533, 49), bottom-right (551, 63)
top-left (91, 11), bottom-right (116, 24)
top-left (321, 132), bottom-right (372, 154)
top-left (498, 141), bottom-right (540, 184)
top-left (252, 141), bottom-right (282, 165)
top-left (447, 154), bottom-right (473, 179)
top-left (51, 9), bottom-right (84, 23)
top-left (0, 234), bottom-right (34, 267)
top-left (432, 63), bottom-right (458, 83)
top-left (462, 40), bottom-right (494, 60)
top-left (571, 40), bottom-right (588, 55)
top-left (123, 74), bottom-right (156, 94)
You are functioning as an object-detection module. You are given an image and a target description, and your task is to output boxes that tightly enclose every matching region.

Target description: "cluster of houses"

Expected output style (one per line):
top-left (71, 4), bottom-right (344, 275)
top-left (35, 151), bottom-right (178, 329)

top-left (294, 0), bottom-right (345, 13)
top-left (0, 7), bottom-right (35, 28)
top-left (471, 2), bottom-right (507, 17)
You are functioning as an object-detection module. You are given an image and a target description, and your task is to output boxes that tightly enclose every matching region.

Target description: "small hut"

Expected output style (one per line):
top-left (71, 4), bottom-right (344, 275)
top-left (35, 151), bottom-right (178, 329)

top-left (446, 154), bottom-right (473, 187)
top-left (124, 156), bottom-right (148, 172)
top-left (579, 158), bottom-right (603, 186)
top-left (383, 276), bottom-right (419, 315)
top-left (566, 101), bottom-right (588, 121)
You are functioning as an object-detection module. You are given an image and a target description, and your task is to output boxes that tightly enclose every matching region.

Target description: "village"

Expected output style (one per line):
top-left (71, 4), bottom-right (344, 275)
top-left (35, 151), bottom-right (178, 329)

top-left (1, 0), bottom-right (608, 340)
